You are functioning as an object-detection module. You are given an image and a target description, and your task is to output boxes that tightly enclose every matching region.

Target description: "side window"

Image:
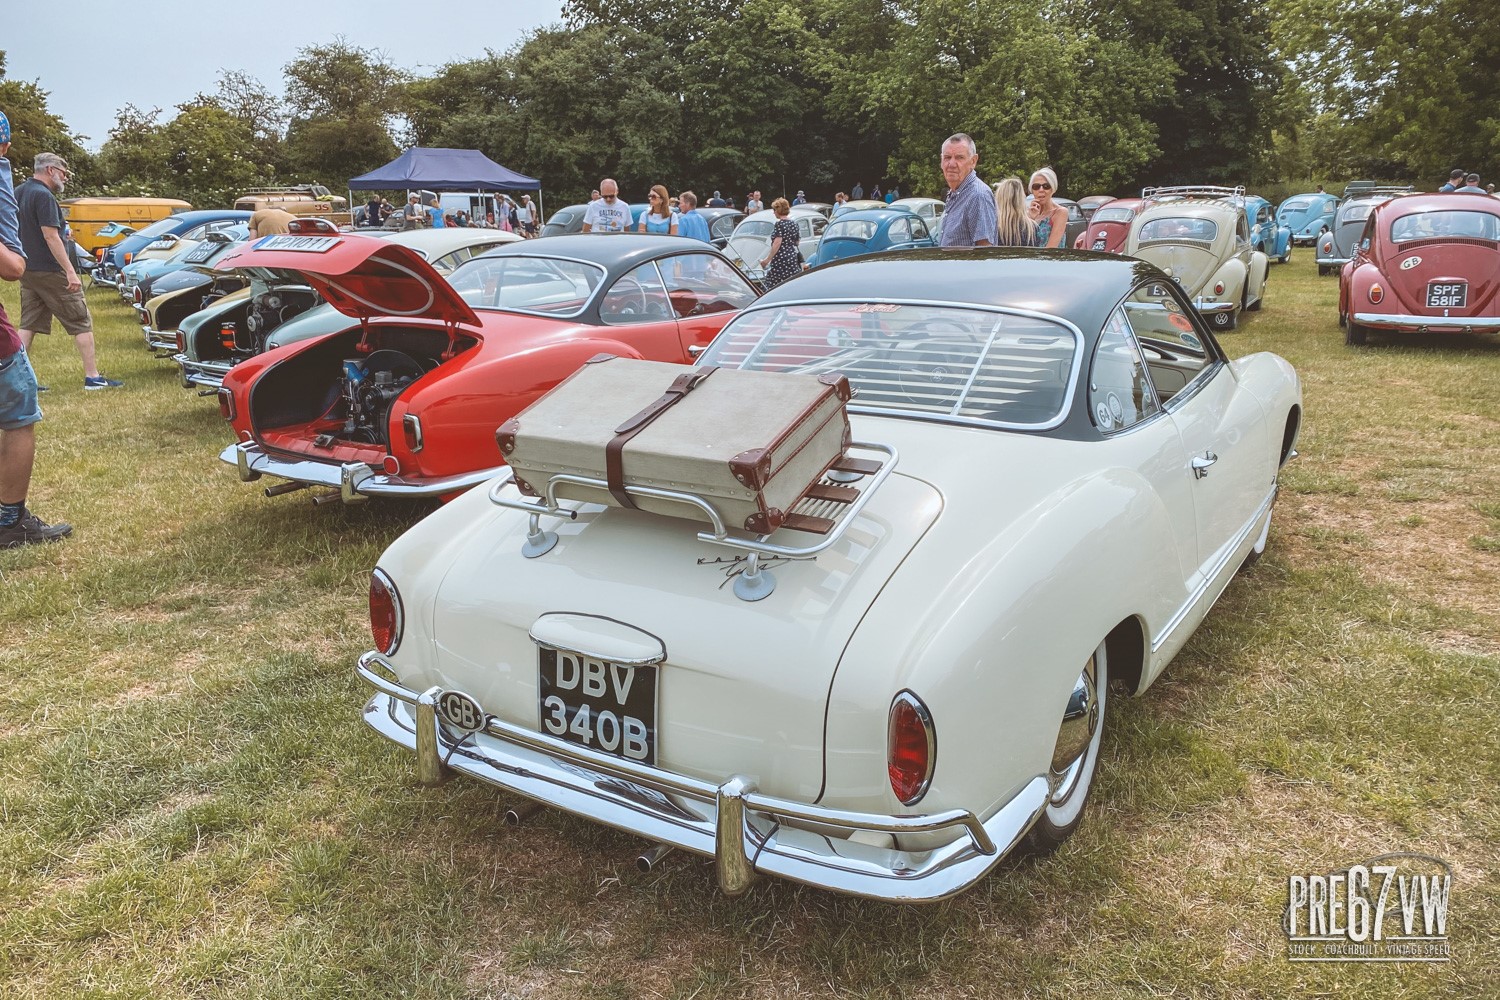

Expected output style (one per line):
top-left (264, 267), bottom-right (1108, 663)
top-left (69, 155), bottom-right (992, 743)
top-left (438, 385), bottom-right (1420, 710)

top-left (1236, 212), bottom-right (1250, 242)
top-left (889, 218), bottom-right (911, 244)
top-left (1359, 217), bottom-right (1376, 253)
top-left (661, 254), bottom-right (758, 317)
top-left (599, 261), bottom-right (673, 325)
top-left (1119, 283), bottom-right (1215, 402)
top-left (1088, 308), bottom-right (1159, 433)
top-left (811, 217), bottom-right (828, 237)
top-left (911, 218), bottom-right (930, 241)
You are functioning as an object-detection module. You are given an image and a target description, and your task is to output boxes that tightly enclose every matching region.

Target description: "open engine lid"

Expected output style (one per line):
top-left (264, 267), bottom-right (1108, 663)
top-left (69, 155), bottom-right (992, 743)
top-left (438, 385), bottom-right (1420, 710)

top-left (213, 233), bottom-right (480, 327)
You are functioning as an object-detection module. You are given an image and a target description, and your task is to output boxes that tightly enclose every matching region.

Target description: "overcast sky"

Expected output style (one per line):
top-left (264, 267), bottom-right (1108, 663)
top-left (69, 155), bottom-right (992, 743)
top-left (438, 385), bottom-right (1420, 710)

top-left (6, 0), bottom-right (565, 149)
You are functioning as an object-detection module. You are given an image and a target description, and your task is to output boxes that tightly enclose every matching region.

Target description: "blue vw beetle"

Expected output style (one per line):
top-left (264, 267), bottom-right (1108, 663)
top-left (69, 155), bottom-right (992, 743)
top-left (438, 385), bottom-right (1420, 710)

top-left (805, 208), bottom-right (936, 268)
top-left (92, 210), bottom-right (251, 290)
top-left (1276, 192), bottom-right (1339, 247)
top-left (1246, 195), bottom-right (1293, 264)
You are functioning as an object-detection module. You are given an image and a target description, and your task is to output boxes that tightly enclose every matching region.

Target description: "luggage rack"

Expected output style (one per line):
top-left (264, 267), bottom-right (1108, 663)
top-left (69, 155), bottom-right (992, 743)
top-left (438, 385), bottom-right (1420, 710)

top-left (488, 441), bottom-right (898, 602)
top-left (1141, 185), bottom-right (1246, 204)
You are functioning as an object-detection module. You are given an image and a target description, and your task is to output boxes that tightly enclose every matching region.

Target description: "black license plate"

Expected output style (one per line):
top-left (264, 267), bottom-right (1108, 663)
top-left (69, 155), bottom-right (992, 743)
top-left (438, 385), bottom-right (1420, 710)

top-left (1427, 282), bottom-right (1467, 309)
top-left (538, 647), bottom-right (657, 763)
top-left (1091, 237), bottom-right (1107, 251)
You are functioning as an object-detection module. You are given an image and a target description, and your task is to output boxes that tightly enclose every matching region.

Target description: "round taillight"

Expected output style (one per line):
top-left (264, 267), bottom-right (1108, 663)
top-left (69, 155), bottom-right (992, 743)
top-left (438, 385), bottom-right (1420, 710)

top-left (887, 691), bottom-right (935, 806)
top-left (1213, 281), bottom-right (1225, 296)
top-left (369, 568), bottom-right (403, 655)
top-left (1369, 283), bottom-right (1384, 304)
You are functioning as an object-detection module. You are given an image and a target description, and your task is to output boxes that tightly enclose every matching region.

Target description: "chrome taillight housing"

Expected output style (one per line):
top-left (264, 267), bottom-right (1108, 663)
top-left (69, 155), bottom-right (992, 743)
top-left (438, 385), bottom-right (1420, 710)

top-left (403, 412), bottom-right (424, 453)
top-left (369, 568), bottom-right (403, 655)
top-left (1213, 280), bottom-right (1225, 296)
top-left (1369, 283), bottom-right (1384, 304)
top-left (887, 691), bottom-right (936, 805)
top-left (216, 387), bottom-right (235, 422)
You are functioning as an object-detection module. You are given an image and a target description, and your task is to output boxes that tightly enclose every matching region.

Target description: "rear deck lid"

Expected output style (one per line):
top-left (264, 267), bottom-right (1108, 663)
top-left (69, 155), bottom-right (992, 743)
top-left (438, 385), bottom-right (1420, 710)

top-left (214, 233), bottom-right (480, 327)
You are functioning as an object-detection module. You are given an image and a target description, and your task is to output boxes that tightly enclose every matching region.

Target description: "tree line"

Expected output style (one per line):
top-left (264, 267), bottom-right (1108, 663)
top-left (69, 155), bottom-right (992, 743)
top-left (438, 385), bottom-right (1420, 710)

top-left (1, 1), bottom-right (1492, 210)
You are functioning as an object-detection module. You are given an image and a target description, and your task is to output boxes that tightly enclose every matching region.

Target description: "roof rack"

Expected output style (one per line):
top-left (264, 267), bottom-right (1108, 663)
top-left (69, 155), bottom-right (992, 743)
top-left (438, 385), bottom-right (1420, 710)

top-left (487, 440), bottom-right (898, 602)
top-left (1141, 185), bottom-right (1246, 203)
top-left (1370, 185), bottom-right (1415, 195)
top-left (238, 184), bottom-right (335, 199)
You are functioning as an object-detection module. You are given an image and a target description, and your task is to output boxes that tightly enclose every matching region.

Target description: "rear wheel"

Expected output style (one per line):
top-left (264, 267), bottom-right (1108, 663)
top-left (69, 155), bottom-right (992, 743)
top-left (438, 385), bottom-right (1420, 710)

top-left (1279, 244), bottom-right (1291, 264)
top-left (1318, 265), bottom-right (1330, 277)
top-left (1023, 642), bottom-right (1108, 855)
top-left (1345, 320), bottom-right (1368, 345)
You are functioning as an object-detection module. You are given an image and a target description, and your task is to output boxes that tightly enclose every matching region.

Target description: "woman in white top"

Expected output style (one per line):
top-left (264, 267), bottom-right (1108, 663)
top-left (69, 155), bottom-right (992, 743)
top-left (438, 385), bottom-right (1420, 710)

top-left (637, 184), bottom-right (679, 235)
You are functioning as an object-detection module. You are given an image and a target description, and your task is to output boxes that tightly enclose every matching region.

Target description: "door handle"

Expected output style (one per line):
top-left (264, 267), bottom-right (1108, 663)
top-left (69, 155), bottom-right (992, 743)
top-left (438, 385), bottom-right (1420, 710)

top-left (1191, 452), bottom-right (1218, 479)
top-left (687, 344), bottom-right (707, 357)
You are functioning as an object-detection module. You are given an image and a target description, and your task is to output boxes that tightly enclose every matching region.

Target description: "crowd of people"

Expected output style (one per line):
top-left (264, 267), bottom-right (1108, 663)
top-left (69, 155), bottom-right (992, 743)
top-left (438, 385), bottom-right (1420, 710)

top-left (355, 191), bottom-right (542, 236)
top-left (1438, 168), bottom-right (1493, 195)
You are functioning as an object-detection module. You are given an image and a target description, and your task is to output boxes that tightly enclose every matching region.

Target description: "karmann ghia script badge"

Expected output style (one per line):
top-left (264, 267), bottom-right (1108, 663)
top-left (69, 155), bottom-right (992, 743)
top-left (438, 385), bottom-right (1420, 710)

top-left (437, 690), bottom-right (487, 735)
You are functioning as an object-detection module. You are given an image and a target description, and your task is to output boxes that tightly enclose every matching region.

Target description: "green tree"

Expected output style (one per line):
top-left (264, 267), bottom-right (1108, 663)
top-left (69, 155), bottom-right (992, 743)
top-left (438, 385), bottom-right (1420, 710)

top-left (93, 99), bottom-right (273, 207)
top-left (281, 39), bottom-right (404, 185)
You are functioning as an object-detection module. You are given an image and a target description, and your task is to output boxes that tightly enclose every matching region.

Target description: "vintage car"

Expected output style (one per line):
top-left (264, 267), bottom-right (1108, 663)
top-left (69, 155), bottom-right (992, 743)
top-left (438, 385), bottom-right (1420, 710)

top-left (696, 207), bottom-right (744, 249)
top-left (1338, 192), bottom-right (1500, 344)
top-left (234, 184), bottom-right (351, 228)
top-left (1128, 186), bottom-right (1268, 329)
top-left (1277, 192), bottom-right (1339, 246)
top-left (122, 225), bottom-right (251, 306)
top-left (804, 208), bottom-right (936, 268)
top-left (833, 199), bottom-right (888, 217)
top-left (217, 234), bottom-right (759, 501)
top-left (1317, 188), bottom-right (1413, 275)
top-left (175, 227), bottom-right (521, 387)
top-left (1245, 195), bottom-right (1293, 264)
top-left (92, 210), bottom-right (251, 290)
top-left (890, 197), bottom-right (945, 226)
top-left (538, 203), bottom-right (652, 238)
top-left (1076, 195), bottom-right (1115, 224)
top-left (722, 207), bottom-right (829, 280)
top-left (1072, 198), bottom-right (1142, 253)
top-left (353, 249), bottom-right (1302, 901)
top-left (61, 196), bottom-right (191, 254)
top-left (133, 229), bottom-right (251, 350)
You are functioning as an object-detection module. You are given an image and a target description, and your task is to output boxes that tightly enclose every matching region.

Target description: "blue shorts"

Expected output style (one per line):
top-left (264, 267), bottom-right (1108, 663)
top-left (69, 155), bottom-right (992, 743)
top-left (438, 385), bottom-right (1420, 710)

top-left (0, 350), bottom-right (43, 430)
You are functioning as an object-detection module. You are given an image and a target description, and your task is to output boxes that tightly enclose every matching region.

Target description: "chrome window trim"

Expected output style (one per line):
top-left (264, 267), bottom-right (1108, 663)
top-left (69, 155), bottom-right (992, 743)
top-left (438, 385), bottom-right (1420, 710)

top-left (455, 252), bottom-right (610, 319)
top-left (716, 297), bottom-right (1085, 432)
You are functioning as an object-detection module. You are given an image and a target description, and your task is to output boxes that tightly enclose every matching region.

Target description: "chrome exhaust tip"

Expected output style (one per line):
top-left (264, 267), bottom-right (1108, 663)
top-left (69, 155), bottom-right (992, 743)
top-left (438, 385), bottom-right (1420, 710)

top-left (636, 843), bottom-right (675, 873)
top-left (503, 802), bottom-right (542, 826)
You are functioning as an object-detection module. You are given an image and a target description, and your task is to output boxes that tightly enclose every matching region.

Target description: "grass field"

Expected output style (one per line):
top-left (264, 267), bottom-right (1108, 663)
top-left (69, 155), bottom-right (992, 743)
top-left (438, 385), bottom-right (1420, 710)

top-left (1, 254), bottom-right (1496, 999)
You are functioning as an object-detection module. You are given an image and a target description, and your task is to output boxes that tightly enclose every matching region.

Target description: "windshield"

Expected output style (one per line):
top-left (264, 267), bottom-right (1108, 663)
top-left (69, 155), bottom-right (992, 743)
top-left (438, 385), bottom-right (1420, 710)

top-left (449, 255), bottom-right (605, 317)
top-left (134, 217), bottom-right (183, 239)
top-left (1093, 207), bottom-right (1135, 224)
top-left (1138, 217), bottom-right (1217, 243)
top-left (824, 219), bottom-right (878, 241)
top-left (699, 302), bottom-right (1079, 428)
top-left (1390, 210), bottom-right (1500, 242)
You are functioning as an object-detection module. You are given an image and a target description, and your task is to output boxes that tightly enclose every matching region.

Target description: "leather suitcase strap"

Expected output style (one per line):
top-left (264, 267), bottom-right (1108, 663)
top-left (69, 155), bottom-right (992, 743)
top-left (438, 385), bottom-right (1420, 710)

top-left (605, 367), bottom-right (719, 509)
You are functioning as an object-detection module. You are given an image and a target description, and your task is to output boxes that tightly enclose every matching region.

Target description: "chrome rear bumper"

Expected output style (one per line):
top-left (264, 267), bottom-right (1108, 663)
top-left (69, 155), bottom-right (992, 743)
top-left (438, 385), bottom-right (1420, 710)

top-left (222, 441), bottom-right (502, 501)
top-left (1194, 298), bottom-right (1235, 314)
top-left (1316, 255), bottom-right (1350, 268)
top-left (176, 354), bottom-right (230, 389)
top-left (1353, 312), bottom-right (1500, 332)
top-left (356, 651), bottom-right (1050, 902)
top-left (142, 325), bottom-right (178, 353)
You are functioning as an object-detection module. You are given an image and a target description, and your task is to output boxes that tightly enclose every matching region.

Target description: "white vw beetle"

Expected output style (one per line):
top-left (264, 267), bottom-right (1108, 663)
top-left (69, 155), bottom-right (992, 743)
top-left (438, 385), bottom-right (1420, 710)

top-left (356, 250), bottom-right (1301, 902)
top-left (1128, 186), bottom-right (1270, 330)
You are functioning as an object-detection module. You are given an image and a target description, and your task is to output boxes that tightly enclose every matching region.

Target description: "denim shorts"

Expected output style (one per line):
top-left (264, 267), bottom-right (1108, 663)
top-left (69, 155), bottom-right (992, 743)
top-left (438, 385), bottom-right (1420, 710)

top-left (0, 350), bottom-right (43, 430)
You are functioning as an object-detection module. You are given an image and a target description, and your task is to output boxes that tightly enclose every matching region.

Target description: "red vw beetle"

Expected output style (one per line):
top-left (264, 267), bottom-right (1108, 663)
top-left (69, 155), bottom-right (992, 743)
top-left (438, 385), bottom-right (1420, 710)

top-left (1339, 193), bottom-right (1500, 345)
top-left (215, 233), bottom-right (760, 501)
top-left (1072, 198), bottom-right (1144, 253)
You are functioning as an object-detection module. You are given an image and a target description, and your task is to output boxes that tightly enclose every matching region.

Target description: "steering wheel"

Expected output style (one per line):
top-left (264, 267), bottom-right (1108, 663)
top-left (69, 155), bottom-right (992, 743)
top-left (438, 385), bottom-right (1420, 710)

top-left (884, 340), bottom-right (974, 406)
top-left (605, 276), bottom-right (649, 319)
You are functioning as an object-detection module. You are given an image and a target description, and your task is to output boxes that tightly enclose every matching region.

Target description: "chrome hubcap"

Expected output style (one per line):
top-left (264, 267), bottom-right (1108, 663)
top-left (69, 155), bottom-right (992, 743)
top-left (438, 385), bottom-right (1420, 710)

top-left (1049, 654), bottom-right (1100, 804)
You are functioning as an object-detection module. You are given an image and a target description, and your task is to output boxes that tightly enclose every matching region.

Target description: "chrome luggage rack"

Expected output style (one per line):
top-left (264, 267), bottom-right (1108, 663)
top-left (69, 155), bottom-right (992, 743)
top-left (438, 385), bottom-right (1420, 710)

top-left (1141, 184), bottom-right (1246, 204)
top-left (488, 440), bottom-right (898, 602)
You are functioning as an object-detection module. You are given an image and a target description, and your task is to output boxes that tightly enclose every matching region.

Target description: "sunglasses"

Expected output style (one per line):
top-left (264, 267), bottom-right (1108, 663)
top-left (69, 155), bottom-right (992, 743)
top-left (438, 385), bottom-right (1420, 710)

top-left (648, 193), bottom-right (660, 200)
top-left (1031, 182), bottom-right (1051, 191)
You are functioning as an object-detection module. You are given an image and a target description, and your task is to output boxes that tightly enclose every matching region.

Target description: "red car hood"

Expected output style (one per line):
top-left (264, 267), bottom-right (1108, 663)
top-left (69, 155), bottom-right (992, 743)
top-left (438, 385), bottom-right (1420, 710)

top-left (1385, 241), bottom-right (1500, 316)
top-left (214, 233), bottom-right (480, 327)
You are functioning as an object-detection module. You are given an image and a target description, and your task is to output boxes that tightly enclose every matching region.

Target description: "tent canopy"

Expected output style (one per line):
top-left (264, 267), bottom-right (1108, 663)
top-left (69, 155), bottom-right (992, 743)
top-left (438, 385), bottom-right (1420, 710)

top-left (348, 147), bottom-right (540, 192)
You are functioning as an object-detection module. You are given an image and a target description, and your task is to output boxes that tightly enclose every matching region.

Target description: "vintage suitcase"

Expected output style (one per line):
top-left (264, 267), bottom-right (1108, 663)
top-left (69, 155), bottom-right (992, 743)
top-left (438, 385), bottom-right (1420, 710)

top-left (497, 355), bottom-right (857, 535)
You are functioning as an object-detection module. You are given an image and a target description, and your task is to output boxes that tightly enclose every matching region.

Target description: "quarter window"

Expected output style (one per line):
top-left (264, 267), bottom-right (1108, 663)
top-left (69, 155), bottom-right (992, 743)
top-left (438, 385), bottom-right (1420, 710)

top-left (1119, 283), bottom-right (1216, 403)
top-left (659, 254), bottom-right (758, 317)
top-left (1088, 308), bottom-right (1159, 432)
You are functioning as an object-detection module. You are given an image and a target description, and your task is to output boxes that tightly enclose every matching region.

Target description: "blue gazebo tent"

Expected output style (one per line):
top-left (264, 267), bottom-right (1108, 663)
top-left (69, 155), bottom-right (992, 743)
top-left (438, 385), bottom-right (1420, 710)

top-left (348, 147), bottom-right (544, 220)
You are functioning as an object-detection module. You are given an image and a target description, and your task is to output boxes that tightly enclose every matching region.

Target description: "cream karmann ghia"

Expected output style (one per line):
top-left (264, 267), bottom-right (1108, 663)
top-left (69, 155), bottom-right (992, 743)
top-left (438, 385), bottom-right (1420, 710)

top-left (357, 250), bottom-right (1302, 902)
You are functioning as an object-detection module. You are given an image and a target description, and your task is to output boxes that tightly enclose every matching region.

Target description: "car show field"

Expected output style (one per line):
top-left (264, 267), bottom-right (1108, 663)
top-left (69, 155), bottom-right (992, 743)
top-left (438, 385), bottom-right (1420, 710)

top-left (0, 253), bottom-right (1496, 996)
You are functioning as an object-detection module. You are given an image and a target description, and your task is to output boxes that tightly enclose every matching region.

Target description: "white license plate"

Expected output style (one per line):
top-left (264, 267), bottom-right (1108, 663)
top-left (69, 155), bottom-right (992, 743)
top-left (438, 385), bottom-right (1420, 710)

top-left (538, 648), bottom-right (658, 763)
top-left (1426, 282), bottom-right (1467, 309)
top-left (1091, 237), bottom-right (1107, 251)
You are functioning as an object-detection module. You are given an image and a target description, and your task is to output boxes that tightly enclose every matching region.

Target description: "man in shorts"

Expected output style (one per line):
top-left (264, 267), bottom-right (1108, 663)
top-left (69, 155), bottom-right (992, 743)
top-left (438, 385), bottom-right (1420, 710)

top-left (17, 152), bottom-right (122, 390)
top-left (0, 113), bottom-right (72, 547)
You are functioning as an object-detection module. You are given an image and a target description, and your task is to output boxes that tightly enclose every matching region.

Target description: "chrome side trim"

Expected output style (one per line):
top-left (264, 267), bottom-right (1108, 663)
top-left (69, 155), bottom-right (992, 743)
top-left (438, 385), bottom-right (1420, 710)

top-left (221, 442), bottom-right (502, 499)
top-left (1151, 484), bottom-right (1276, 654)
top-left (1353, 313), bottom-right (1500, 331)
top-left (357, 652), bottom-right (1048, 902)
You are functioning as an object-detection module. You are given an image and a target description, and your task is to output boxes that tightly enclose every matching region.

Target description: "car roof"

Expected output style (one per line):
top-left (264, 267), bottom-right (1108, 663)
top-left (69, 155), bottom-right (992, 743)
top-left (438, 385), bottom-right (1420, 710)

top-left (1137, 199), bottom-right (1239, 221)
top-left (476, 233), bottom-right (726, 268)
top-left (758, 248), bottom-right (1148, 329)
top-left (169, 210), bottom-right (254, 224)
top-left (385, 228), bottom-right (522, 253)
top-left (1372, 192), bottom-right (1500, 216)
top-left (828, 208), bottom-right (916, 226)
top-left (741, 207), bottom-right (826, 223)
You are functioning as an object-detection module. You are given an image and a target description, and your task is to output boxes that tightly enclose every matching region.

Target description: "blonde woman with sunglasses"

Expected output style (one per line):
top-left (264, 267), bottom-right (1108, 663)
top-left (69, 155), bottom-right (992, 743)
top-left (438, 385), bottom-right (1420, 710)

top-left (1028, 167), bottom-right (1068, 248)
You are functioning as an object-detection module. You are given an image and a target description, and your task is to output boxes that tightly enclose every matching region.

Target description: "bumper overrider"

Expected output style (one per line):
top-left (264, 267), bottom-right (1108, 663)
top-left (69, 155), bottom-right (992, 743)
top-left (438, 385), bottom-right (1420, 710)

top-left (1353, 312), bottom-right (1500, 332)
top-left (1193, 297), bottom-right (1235, 315)
top-left (356, 651), bottom-right (1052, 902)
top-left (223, 441), bottom-right (503, 502)
top-left (1316, 254), bottom-right (1350, 268)
top-left (143, 325), bottom-right (179, 353)
top-left (176, 354), bottom-right (231, 389)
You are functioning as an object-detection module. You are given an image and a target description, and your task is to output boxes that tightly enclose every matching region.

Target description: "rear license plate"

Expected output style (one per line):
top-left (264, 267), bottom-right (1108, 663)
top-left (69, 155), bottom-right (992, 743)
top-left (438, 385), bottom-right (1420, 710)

top-left (1091, 237), bottom-right (1107, 251)
top-left (538, 647), bottom-right (658, 764)
top-left (1427, 282), bottom-right (1467, 308)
